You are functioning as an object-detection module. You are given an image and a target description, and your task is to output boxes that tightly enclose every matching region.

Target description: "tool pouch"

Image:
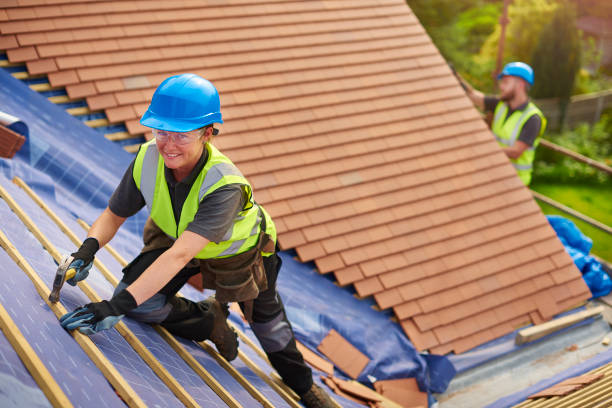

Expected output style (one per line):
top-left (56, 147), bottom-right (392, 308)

top-left (200, 209), bottom-right (275, 321)
top-left (141, 217), bottom-right (175, 254)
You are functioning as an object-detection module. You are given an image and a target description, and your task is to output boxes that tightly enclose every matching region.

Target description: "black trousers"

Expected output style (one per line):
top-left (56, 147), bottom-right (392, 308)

top-left (118, 249), bottom-right (314, 395)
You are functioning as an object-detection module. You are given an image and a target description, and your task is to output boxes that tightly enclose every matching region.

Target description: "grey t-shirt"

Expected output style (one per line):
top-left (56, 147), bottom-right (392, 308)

top-left (109, 147), bottom-right (245, 243)
top-left (484, 96), bottom-right (542, 147)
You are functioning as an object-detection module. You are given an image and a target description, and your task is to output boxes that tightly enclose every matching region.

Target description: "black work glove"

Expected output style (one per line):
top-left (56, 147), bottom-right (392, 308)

top-left (59, 290), bottom-right (137, 335)
top-left (66, 237), bottom-right (99, 286)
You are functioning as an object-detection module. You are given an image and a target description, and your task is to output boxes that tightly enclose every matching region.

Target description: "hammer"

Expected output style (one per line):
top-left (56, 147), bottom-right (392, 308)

top-left (48, 255), bottom-right (76, 303)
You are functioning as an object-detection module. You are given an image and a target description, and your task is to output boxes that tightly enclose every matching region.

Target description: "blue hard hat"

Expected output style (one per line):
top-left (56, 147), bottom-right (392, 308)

top-left (140, 73), bottom-right (223, 132)
top-left (497, 62), bottom-right (534, 86)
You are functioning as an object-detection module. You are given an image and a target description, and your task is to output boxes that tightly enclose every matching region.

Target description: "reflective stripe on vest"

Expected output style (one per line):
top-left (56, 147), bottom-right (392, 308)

top-left (491, 101), bottom-right (547, 185)
top-left (132, 140), bottom-right (276, 259)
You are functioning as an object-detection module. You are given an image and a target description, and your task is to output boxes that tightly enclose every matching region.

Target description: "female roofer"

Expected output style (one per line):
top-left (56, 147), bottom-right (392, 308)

top-left (59, 73), bottom-right (335, 407)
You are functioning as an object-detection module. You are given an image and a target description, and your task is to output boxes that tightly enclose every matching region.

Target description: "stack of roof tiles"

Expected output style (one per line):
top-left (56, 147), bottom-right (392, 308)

top-left (0, 0), bottom-right (591, 354)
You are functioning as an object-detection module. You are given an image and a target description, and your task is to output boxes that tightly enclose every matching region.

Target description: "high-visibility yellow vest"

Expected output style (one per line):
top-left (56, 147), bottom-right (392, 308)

top-left (132, 140), bottom-right (276, 259)
top-left (491, 101), bottom-right (547, 185)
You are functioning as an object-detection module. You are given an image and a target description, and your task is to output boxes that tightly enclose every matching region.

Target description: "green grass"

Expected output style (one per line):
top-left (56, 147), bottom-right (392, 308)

top-left (530, 182), bottom-right (612, 262)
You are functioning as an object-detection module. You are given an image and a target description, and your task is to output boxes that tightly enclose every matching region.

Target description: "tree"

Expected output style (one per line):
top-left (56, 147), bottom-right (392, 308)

top-left (406, 1), bottom-right (500, 93)
top-left (405, 0), bottom-right (464, 29)
top-left (531, 1), bottom-right (581, 128)
top-left (480, 0), bottom-right (558, 64)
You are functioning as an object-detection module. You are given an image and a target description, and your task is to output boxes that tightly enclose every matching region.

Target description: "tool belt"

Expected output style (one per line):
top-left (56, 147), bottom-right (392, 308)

top-left (140, 208), bottom-right (275, 321)
top-left (201, 208), bottom-right (274, 321)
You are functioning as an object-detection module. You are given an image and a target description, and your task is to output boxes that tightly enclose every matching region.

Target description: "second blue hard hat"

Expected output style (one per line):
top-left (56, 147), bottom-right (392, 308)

top-left (497, 62), bottom-right (534, 86)
top-left (140, 73), bottom-right (223, 132)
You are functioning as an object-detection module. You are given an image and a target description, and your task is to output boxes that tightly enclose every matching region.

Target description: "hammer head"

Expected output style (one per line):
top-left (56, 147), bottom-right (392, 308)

top-left (48, 255), bottom-right (76, 303)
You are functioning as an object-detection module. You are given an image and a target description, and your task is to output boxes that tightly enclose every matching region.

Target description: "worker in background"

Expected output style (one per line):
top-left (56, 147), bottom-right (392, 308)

top-left (458, 62), bottom-right (547, 185)
top-left (59, 74), bottom-right (336, 408)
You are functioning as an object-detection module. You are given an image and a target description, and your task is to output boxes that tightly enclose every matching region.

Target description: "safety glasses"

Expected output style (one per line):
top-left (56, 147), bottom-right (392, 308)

top-left (152, 129), bottom-right (201, 145)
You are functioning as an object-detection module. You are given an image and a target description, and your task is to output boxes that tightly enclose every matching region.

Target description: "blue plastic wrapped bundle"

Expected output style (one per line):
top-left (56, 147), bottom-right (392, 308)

top-left (547, 215), bottom-right (612, 298)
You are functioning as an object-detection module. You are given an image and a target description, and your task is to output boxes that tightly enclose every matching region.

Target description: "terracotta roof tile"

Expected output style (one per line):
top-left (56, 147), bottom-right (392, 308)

top-left (532, 273), bottom-right (555, 291)
top-left (529, 310), bottom-right (545, 325)
top-left (6, 6), bottom-right (35, 19)
top-left (43, 30), bottom-right (74, 43)
top-left (372, 288), bottom-right (404, 310)
top-left (94, 78), bottom-right (125, 93)
top-left (315, 253), bottom-right (346, 274)
top-left (535, 291), bottom-right (557, 319)
top-left (105, 105), bottom-right (137, 123)
top-left (566, 276), bottom-right (590, 295)
top-left (48, 69), bottom-right (79, 86)
top-left (334, 265), bottom-right (364, 286)
top-left (0, 35), bottom-right (18, 49)
top-left (354, 277), bottom-right (384, 297)
top-left (295, 241), bottom-right (326, 262)
top-left (86, 94), bottom-right (118, 111)
top-left (393, 301), bottom-right (422, 320)
top-left (125, 119), bottom-right (148, 135)
top-left (26, 57), bottom-right (57, 74)
top-left (360, 258), bottom-right (388, 278)
top-left (6, 45), bottom-right (38, 62)
top-left (557, 293), bottom-right (590, 311)
top-left (321, 377), bottom-right (361, 405)
top-left (550, 264), bottom-right (581, 285)
top-left (1, 0), bottom-right (588, 354)
top-left (295, 341), bottom-right (334, 377)
top-left (277, 230), bottom-right (306, 249)
top-left (452, 327), bottom-right (498, 354)
top-left (528, 373), bottom-right (604, 398)
top-left (65, 82), bottom-right (96, 99)
top-left (401, 320), bottom-right (439, 350)
top-left (317, 329), bottom-right (370, 380)
top-left (550, 250), bottom-right (574, 268)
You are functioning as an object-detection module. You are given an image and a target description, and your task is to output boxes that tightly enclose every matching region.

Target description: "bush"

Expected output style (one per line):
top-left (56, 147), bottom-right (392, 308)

top-left (574, 36), bottom-right (612, 94)
top-left (533, 113), bottom-right (612, 184)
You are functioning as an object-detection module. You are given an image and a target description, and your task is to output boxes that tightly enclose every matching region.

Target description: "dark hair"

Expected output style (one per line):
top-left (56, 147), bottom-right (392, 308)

top-left (199, 125), bottom-right (219, 136)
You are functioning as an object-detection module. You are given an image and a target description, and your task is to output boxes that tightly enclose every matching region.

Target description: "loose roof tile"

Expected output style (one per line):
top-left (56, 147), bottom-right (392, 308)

top-left (374, 377), bottom-right (427, 407)
top-left (295, 341), bottom-right (334, 377)
top-left (0, 0), bottom-right (589, 355)
top-left (321, 376), bottom-right (366, 405)
top-left (317, 329), bottom-right (370, 380)
top-left (330, 377), bottom-right (383, 403)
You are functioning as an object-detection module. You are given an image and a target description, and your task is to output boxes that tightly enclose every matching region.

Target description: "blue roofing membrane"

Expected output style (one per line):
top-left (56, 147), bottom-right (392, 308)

top-left (0, 203), bottom-right (127, 407)
top-left (0, 310), bottom-right (51, 408)
top-left (0, 172), bottom-right (277, 407)
top-left (0, 67), bottom-right (147, 238)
